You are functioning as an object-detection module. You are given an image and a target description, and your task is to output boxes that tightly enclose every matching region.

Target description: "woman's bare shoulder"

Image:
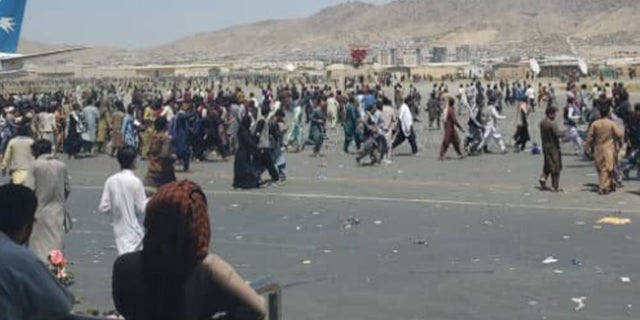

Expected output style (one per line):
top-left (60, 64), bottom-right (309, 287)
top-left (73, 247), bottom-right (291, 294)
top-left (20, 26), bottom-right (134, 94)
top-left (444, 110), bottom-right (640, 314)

top-left (201, 254), bottom-right (233, 280)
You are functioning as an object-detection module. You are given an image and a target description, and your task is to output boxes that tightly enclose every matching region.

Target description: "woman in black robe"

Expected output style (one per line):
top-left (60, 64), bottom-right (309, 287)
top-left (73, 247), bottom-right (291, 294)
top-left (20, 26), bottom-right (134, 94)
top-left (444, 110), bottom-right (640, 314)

top-left (233, 115), bottom-right (259, 189)
top-left (64, 104), bottom-right (83, 159)
top-left (513, 100), bottom-right (531, 152)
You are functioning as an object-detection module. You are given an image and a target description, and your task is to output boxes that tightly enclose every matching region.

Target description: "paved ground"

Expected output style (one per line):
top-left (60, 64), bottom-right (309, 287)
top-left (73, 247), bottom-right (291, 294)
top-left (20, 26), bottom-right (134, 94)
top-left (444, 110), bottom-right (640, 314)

top-left (19, 95), bottom-right (640, 320)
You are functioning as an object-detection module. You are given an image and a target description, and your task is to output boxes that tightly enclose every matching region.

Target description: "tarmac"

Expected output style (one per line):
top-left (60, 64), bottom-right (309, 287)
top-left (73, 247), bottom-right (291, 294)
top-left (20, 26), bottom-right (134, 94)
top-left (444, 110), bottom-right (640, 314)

top-left (13, 96), bottom-right (640, 320)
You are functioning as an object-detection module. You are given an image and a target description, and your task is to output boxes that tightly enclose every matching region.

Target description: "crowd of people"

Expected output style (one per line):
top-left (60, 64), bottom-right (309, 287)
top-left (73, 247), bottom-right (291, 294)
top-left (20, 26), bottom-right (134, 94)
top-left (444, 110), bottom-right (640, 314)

top-left (0, 77), bottom-right (638, 190)
top-left (0, 75), bottom-right (639, 319)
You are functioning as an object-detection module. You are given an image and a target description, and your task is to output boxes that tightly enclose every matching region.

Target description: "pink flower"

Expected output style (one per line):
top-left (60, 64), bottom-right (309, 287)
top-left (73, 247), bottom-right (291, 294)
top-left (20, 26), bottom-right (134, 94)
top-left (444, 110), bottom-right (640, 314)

top-left (49, 250), bottom-right (66, 266)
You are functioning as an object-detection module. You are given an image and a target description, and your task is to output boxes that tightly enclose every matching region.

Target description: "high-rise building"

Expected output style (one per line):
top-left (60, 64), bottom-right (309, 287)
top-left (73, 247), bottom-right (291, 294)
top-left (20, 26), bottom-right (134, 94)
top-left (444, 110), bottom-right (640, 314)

top-left (456, 45), bottom-right (471, 62)
top-left (403, 48), bottom-right (423, 66)
top-left (431, 47), bottom-right (448, 63)
top-left (377, 48), bottom-right (397, 66)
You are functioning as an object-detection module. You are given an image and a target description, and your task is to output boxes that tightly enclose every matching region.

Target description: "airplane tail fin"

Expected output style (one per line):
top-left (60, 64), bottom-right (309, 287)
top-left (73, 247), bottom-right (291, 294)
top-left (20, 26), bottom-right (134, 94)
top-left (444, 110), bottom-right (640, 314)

top-left (0, 0), bottom-right (26, 53)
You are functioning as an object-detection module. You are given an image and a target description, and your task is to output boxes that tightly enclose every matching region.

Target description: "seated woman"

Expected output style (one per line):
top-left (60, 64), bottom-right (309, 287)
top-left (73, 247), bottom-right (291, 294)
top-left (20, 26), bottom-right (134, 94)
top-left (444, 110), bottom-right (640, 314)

top-left (112, 180), bottom-right (266, 320)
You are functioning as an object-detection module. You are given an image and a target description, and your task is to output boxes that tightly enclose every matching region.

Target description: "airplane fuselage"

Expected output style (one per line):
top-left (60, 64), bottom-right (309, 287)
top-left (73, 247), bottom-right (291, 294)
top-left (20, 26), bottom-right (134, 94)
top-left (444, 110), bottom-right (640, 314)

top-left (0, 52), bottom-right (24, 72)
top-left (0, 1), bottom-right (86, 76)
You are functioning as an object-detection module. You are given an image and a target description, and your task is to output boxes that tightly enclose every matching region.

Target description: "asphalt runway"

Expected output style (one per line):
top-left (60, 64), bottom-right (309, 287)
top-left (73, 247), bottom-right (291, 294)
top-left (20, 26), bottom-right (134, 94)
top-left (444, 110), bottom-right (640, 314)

top-left (18, 96), bottom-right (640, 320)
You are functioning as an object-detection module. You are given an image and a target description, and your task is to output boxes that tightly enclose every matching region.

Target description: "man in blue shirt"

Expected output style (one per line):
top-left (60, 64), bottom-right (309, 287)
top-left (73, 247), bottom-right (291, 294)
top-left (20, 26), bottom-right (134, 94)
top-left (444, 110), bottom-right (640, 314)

top-left (0, 184), bottom-right (74, 320)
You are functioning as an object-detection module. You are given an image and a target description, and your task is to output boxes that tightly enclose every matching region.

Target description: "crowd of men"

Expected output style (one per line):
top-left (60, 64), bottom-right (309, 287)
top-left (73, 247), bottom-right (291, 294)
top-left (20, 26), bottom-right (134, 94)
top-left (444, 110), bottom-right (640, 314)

top-left (0, 74), bottom-right (639, 319)
top-left (0, 77), bottom-right (638, 191)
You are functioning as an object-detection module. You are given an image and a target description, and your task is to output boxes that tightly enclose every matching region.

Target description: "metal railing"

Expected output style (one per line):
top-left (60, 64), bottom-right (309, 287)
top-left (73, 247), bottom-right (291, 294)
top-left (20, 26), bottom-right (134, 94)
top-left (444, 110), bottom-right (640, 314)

top-left (65, 277), bottom-right (282, 320)
top-left (251, 277), bottom-right (282, 320)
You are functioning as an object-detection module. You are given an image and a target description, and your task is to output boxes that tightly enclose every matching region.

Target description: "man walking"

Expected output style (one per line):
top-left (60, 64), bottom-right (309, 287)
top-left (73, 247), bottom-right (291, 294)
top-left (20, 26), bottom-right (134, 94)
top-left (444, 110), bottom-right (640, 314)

top-left (539, 107), bottom-right (564, 192)
top-left (144, 117), bottom-right (176, 189)
top-left (2, 122), bottom-right (34, 185)
top-left (439, 97), bottom-right (466, 160)
top-left (98, 146), bottom-right (147, 255)
top-left (392, 97), bottom-right (419, 156)
top-left (584, 103), bottom-right (625, 195)
top-left (25, 140), bottom-right (71, 261)
top-left (81, 101), bottom-right (100, 155)
top-left (477, 102), bottom-right (507, 154)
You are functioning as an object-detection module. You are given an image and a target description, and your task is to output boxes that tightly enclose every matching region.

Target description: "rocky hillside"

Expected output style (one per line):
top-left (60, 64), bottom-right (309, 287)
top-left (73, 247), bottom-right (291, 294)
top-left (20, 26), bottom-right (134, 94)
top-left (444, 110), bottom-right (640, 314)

top-left (20, 0), bottom-right (640, 64)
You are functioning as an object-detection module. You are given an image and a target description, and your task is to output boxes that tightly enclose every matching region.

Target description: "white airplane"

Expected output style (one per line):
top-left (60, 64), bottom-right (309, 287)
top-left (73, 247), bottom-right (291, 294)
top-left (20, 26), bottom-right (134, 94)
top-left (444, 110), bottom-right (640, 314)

top-left (0, 0), bottom-right (85, 75)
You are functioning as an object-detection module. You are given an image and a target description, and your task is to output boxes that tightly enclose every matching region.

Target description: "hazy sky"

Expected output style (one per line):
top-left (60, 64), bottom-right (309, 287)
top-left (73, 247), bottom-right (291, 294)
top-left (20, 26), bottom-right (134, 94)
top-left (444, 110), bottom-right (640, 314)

top-left (20, 0), bottom-right (391, 48)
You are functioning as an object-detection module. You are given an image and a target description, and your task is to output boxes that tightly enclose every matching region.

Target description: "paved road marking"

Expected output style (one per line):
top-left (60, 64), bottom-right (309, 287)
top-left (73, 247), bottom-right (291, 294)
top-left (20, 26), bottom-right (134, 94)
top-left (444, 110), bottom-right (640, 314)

top-left (72, 185), bottom-right (640, 214)
top-left (70, 229), bottom-right (315, 250)
top-left (70, 170), bottom-right (524, 191)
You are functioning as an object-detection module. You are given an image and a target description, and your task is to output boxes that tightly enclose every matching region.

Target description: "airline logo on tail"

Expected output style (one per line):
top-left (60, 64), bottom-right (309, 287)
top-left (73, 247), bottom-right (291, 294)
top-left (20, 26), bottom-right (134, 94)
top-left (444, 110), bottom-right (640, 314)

top-left (0, 0), bottom-right (26, 53)
top-left (0, 17), bottom-right (16, 33)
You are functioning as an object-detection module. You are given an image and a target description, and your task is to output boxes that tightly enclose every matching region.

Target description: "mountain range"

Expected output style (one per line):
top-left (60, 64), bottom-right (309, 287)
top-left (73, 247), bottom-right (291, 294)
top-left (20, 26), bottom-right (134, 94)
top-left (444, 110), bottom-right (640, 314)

top-left (19, 0), bottom-right (640, 65)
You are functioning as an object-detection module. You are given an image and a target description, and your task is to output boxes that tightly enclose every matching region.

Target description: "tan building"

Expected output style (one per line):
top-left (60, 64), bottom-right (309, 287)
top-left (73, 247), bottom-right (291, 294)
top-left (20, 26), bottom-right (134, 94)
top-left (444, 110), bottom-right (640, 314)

top-left (411, 62), bottom-right (470, 80)
top-left (493, 63), bottom-right (528, 80)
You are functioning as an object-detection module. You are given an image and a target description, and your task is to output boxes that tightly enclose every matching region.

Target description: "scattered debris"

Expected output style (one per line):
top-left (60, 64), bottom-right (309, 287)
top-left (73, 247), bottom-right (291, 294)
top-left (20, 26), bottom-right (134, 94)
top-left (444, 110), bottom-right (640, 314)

top-left (571, 297), bottom-right (586, 311)
top-left (523, 192), bottom-right (530, 196)
top-left (344, 216), bottom-right (361, 228)
top-left (411, 239), bottom-right (428, 246)
top-left (553, 269), bottom-right (564, 274)
top-left (592, 225), bottom-right (602, 230)
top-left (620, 277), bottom-right (631, 283)
top-left (575, 221), bottom-right (586, 226)
top-left (397, 170), bottom-right (404, 175)
top-left (322, 249), bottom-right (333, 254)
top-left (625, 235), bottom-right (633, 240)
top-left (315, 224), bottom-right (324, 229)
top-left (597, 217), bottom-right (632, 225)
top-left (594, 266), bottom-right (604, 274)
top-left (542, 256), bottom-right (559, 265)
top-left (483, 220), bottom-right (493, 226)
top-left (571, 258), bottom-right (583, 266)
top-left (409, 269), bottom-right (496, 275)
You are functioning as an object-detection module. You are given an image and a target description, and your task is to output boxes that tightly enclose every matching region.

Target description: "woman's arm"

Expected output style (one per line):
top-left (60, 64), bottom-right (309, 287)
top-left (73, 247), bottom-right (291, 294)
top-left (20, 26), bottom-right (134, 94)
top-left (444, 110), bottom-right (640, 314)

top-left (204, 254), bottom-right (267, 318)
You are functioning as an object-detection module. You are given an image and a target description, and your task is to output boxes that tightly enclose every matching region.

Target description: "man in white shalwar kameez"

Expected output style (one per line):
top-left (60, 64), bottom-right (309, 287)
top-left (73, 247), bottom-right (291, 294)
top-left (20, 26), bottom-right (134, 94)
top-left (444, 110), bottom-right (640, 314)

top-left (326, 94), bottom-right (339, 129)
top-left (477, 103), bottom-right (507, 153)
top-left (98, 146), bottom-right (147, 255)
top-left (563, 97), bottom-right (584, 154)
top-left (25, 140), bottom-right (71, 262)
